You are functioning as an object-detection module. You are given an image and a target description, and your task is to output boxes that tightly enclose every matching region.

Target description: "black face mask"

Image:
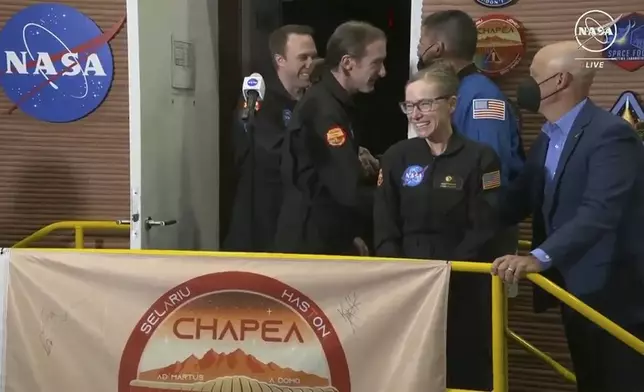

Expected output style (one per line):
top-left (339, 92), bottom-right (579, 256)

top-left (516, 73), bottom-right (566, 113)
top-left (416, 43), bottom-right (438, 70)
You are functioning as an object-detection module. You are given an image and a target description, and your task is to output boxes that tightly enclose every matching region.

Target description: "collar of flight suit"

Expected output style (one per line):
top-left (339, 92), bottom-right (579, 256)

top-left (457, 63), bottom-right (479, 80)
top-left (264, 69), bottom-right (297, 105)
top-left (321, 70), bottom-right (356, 109)
top-left (435, 129), bottom-right (466, 157)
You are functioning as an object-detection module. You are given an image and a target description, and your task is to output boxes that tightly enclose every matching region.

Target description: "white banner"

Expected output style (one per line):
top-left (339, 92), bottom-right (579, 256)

top-left (1, 249), bottom-right (450, 392)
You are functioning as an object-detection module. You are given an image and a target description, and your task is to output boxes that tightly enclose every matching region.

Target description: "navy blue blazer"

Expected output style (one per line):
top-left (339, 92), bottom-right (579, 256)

top-left (503, 100), bottom-right (644, 327)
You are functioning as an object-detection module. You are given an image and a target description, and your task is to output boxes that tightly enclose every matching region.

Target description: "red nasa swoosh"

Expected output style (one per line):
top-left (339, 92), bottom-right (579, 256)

top-left (3, 14), bottom-right (126, 115)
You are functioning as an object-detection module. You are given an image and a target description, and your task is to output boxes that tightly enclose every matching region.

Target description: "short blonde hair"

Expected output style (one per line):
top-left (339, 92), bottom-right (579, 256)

top-left (408, 59), bottom-right (460, 96)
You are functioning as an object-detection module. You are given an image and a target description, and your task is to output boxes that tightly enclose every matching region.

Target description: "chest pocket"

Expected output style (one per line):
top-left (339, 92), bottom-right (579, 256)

top-left (431, 173), bottom-right (469, 214)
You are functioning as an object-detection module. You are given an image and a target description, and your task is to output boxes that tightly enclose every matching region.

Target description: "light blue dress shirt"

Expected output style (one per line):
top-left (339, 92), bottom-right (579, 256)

top-left (531, 99), bottom-right (587, 268)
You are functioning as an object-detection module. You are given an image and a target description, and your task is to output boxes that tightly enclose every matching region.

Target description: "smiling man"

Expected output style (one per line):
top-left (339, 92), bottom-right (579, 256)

top-left (275, 21), bottom-right (386, 256)
top-left (224, 25), bottom-right (317, 252)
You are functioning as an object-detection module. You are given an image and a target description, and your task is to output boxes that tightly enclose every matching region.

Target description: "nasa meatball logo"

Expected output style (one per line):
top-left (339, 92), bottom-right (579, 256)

top-left (0, 4), bottom-right (120, 123)
top-left (474, 14), bottom-right (526, 77)
top-left (118, 271), bottom-right (351, 392)
top-left (402, 165), bottom-right (428, 187)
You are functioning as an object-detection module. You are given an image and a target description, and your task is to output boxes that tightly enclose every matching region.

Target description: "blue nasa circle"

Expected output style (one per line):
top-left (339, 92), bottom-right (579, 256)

top-left (248, 78), bottom-right (258, 86)
top-left (0, 3), bottom-right (115, 123)
top-left (402, 165), bottom-right (427, 187)
top-left (474, 0), bottom-right (515, 7)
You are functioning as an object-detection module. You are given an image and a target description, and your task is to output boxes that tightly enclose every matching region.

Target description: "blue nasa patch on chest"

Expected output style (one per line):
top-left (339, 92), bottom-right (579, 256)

top-left (282, 109), bottom-right (292, 126)
top-left (474, 0), bottom-right (514, 7)
top-left (402, 165), bottom-right (428, 187)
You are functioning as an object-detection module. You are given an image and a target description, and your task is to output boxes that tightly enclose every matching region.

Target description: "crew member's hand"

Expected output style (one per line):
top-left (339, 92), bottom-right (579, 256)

top-left (358, 147), bottom-right (380, 178)
top-left (491, 254), bottom-right (543, 284)
top-left (353, 237), bottom-right (369, 256)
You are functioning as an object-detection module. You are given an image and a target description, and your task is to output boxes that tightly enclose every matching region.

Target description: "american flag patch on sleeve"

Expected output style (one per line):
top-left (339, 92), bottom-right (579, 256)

top-left (482, 170), bottom-right (501, 190)
top-left (472, 99), bottom-right (506, 121)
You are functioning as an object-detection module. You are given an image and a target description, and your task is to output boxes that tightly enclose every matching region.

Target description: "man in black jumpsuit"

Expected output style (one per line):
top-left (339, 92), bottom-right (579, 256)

top-left (224, 25), bottom-right (317, 252)
top-left (275, 21), bottom-right (387, 255)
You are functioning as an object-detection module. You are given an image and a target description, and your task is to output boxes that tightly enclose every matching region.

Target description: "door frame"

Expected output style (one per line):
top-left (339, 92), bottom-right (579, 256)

top-left (126, 0), bottom-right (143, 249)
top-left (407, 0), bottom-right (423, 139)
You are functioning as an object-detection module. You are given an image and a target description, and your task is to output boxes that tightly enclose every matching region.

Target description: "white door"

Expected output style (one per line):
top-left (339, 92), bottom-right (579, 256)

top-left (126, 0), bottom-right (221, 250)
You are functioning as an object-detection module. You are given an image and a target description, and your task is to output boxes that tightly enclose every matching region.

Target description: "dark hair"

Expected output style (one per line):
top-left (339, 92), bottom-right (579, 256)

top-left (268, 24), bottom-right (314, 58)
top-left (408, 59), bottom-right (459, 96)
top-left (421, 10), bottom-right (478, 61)
top-left (325, 21), bottom-right (386, 68)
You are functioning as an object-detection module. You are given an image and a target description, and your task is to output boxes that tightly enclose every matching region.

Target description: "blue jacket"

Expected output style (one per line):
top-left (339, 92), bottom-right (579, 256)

top-left (453, 65), bottom-right (524, 185)
top-left (502, 99), bottom-right (644, 326)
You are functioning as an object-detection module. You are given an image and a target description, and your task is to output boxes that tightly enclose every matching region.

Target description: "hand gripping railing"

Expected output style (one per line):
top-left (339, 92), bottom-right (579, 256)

top-left (511, 239), bottom-right (644, 384)
top-left (12, 220), bottom-right (130, 249)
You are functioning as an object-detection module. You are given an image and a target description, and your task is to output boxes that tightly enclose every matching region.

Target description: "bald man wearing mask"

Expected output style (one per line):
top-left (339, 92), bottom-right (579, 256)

top-left (493, 41), bottom-right (644, 392)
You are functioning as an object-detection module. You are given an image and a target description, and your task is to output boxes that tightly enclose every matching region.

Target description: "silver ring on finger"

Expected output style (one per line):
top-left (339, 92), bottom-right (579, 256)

top-left (507, 267), bottom-right (515, 273)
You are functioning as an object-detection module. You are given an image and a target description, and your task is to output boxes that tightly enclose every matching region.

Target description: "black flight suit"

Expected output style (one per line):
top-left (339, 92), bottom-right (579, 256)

top-left (223, 74), bottom-right (296, 252)
top-left (374, 131), bottom-right (501, 391)
top-left (275, 71), bottom-right (373, 255)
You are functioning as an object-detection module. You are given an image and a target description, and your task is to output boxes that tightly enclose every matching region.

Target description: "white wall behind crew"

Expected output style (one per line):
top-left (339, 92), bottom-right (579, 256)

top-left (408, 0), bottom-right (423, 138)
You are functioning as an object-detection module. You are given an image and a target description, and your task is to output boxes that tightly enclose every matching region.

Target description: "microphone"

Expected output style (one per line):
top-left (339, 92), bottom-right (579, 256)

top-left (241, 73), bottom-right (266, 121)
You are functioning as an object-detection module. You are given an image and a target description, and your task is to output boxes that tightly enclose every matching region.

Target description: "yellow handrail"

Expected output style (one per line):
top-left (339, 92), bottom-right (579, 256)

top-left (12, 220), bottom-right (130, 249)
top-left (528, 273), bottom-right (644, 354)
top-left (506, 327), bottom-right (576, 383)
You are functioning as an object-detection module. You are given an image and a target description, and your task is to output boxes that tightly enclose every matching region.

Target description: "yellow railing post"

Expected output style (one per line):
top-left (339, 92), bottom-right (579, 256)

top-left (12, 220), bottom-right (129, 248)
top-left (74, 225), bottom-right (84, 249)
top-left (492, 275), bottom-right (508, 392)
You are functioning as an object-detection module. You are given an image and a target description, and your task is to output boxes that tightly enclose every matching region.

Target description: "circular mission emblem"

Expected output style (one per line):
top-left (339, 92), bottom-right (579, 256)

top-left (118, 271), bottom-right (351, 392)
top-left (0, 3), bottom-right (115, 122)
top-left (474, 14), bottom-right (526, 77)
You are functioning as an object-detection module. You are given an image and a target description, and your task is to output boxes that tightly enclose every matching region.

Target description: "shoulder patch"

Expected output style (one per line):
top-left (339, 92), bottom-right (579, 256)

top-left (472, 98), bottom-right (506, 121)
top-left (482, 170), bottom-right (501, 190)
top-left (377, 169), bottom-right (383, 187)
top-left (326, 127), bottom-right (346, 147)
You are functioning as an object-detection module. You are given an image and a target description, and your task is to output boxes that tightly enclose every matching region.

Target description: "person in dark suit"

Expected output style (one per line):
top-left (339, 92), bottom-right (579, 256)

top-left (492, 41), bottom-right (644, 392)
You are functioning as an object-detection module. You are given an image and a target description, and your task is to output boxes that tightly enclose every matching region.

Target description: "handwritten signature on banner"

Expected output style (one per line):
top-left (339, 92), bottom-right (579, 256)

top-left (337, 292), bottom-right (361, 333)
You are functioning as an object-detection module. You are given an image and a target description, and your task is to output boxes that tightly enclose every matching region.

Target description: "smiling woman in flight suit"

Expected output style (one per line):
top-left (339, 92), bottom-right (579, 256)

top-left (373, 61), bottom-right (502, 391)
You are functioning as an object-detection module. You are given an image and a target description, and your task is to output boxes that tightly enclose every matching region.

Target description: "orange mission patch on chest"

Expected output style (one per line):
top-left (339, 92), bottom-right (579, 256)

top-left (326, 127), bottom-right (346, 147)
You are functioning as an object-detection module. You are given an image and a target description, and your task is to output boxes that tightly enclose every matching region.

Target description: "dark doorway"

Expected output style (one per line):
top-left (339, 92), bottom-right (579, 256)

top-left (281, 0), bottom-right (411, 155)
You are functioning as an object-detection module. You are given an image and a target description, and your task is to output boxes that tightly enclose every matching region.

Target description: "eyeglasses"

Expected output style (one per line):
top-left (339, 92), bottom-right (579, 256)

top-left (399, 96), bottom-right (449, 114)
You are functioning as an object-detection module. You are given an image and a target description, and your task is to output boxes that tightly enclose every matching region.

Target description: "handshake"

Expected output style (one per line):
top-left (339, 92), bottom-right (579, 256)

top-left (359, 146), bottom-right (380, 179)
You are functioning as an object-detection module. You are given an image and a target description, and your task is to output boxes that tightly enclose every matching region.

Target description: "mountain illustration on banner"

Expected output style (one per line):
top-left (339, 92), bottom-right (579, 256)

top-left (132, 348), bottom-right (337, 391)
top-left (477, 35), bottom-right (522, 47)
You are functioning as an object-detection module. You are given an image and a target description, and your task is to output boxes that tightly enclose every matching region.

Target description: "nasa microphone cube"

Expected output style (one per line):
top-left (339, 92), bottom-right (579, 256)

top-left (242, 73), bottom-right (266, 103)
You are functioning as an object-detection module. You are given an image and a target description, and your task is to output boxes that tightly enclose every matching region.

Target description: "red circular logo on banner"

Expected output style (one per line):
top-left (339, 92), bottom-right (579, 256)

top-left (474, 14), bottom-right (526, 77)
top-left (118, 271), bottom-right (351, 392)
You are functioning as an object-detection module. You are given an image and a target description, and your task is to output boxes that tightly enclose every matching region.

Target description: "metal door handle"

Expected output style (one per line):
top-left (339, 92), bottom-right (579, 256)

top-left (145, 217), bottom-right (177, 230)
